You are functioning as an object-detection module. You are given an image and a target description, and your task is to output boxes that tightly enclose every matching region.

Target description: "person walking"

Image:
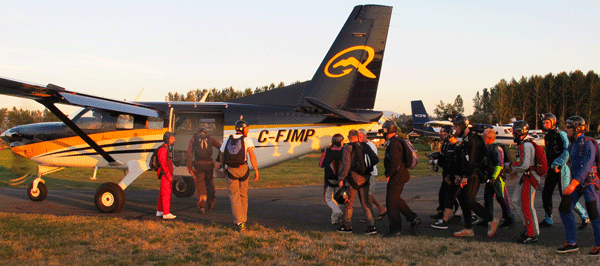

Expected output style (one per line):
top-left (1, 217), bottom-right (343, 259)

top-left (187, 127), bottom-right (222, 213)
top-left (220, 119), bottom-right (259, 231)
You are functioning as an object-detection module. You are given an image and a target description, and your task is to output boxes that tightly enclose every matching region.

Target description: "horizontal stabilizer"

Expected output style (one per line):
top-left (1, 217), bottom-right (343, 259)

top-left (305, 97), bottom-right (372, 123)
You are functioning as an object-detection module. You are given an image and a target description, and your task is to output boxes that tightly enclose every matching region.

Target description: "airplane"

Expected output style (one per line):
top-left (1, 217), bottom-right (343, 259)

top-left (408, 100), bottom-right (518, 146)
top-left (408, 100), bottom-right (453, 138)
top-left (0, 5), bottom-right (392, 213)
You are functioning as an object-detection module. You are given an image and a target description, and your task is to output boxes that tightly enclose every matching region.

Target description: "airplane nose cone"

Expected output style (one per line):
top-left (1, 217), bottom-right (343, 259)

top-left (1, 128), bottom-right (22, 146)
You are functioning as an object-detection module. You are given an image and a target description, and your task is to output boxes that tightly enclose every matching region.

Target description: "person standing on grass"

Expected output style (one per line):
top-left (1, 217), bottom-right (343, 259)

top-left (358, 129), bottom-right (387, 221)
top-left (556, 116), bottom-right (600, 256)
top-left (156, 132), bottom-right (176, 220)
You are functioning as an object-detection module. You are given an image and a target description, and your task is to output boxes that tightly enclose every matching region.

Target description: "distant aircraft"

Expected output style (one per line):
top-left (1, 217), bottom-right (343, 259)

top-left (408, 100), bottom-right (453, 138)
top-left (0, 5), bottom-right (393, 213)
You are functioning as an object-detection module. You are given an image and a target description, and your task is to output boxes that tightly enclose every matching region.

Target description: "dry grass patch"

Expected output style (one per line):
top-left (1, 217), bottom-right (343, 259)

top-left (1, 213), bottom-right (598, 265)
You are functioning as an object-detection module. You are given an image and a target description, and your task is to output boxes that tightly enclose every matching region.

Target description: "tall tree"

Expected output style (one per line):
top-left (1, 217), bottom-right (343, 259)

top-left (454, 95), bottom-right (464, 114)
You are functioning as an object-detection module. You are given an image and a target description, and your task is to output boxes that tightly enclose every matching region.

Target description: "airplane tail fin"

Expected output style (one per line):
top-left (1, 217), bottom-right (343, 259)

top-left (231, 5), bottom-right (392, 122)
top-left (411, 100), bottom-right (430, 128)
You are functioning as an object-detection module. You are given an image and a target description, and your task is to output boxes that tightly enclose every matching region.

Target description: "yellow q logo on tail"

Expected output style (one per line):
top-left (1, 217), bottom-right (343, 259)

top-left (324, 45), bottom-right (376, 79)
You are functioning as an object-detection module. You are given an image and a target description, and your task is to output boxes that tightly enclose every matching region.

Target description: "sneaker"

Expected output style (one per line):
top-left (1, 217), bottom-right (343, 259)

top-left (579, 218), bottom-right (590, 230)
top-left (556, 243), bottom-right (579, 254)
top-left (539, 220), bottom-right (553, 228)
top-left (470, 215), bottom-right (480, 224)
top-left (366, 226), bottom-right (378, 235)
top-left (384, 230), bottom-right (401, 237)
top-left (199, 207), bottom-right (206, 214)
top-left (431, 219), bottom-right (449, 229)
top-left (156, 211), bottom-right (163, 217)
top-left (499, 218), bottom-right (514, 228)
top-left (477, 219), bottom-right (489, 227)
top-left (208, 202), bottom-right (215, 211)
top-left (589, 246), bottom-right (600, 256)
top-left (162, 213), bottom-right (176, 220)
top-left (409, 217), bottom-right (422, 233)
top-left (238, 222), bottom-right (247, 232)
top-left (454, 208), bottom-right (463, 216)
top-left (453, 228), bottom-right (474, 237)
top-left (430, 212), bottom-right (443, 220)
top-left (376, 211), bottom-right (387, 220)
top-left (487, 217), bottom-right (500, 237)
top-left (337, 226), bottom-right (353, 233)
top-left (520, 235), bottom-right (538, 244)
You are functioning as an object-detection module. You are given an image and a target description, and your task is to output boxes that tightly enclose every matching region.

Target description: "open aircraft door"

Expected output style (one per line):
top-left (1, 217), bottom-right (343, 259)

top-left (169, 109), bottom-right (224, 198)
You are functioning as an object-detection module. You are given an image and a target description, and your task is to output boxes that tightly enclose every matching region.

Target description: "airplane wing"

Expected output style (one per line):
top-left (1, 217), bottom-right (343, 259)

top-left (0, 77), bottom-right (163, 118)
top-left (0, 77), bottom-right (166, 166)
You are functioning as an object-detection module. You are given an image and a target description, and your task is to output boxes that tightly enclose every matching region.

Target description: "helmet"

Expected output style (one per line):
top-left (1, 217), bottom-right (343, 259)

top-left (452, 114), bottom-right (469, 127)
top-left (235, 119), bottom-right (248, 133)
top-left (540, 113), bottom-right (557, 131)
top-left (197, 127), bottom-right (207, 134)
top-left (439, 125), bottom-right (455, 135)
top-left (512, 120), bottom-right (529, 143)
top-left (331, 133), bottom-right (344, 146)
top-left (379, 120), bottom-right (398, 134)
top-left (163, 132), bottom-right (175, 143)
top-left (566, 116), bottom-right (586, 133)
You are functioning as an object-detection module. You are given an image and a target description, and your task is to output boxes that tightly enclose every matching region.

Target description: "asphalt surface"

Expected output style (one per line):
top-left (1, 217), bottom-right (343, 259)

top-left (0, 175), bottom-right (597, 248)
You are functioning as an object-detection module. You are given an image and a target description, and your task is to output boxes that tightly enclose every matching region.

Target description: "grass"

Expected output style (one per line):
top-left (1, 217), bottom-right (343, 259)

top-left (4, 144), bottom-right (562, 265)
top-left (1, 212), bottom-right (596, 265)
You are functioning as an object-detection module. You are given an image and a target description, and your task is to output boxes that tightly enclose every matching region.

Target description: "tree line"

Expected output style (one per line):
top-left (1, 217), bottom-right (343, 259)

top-left (470, 70), bottom-right (599, 131)
top-left (0, 107), bottom-right (59, 133)
top-left (167, 81), bottom-right (301, 102)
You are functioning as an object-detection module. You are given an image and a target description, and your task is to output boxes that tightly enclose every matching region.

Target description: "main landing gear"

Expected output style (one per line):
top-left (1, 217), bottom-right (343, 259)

top-left (94, 182), bottom-right (126, 213)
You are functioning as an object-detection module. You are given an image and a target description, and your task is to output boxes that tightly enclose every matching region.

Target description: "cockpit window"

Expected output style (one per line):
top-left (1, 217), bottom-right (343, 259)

top-left (75, 109), bottom-right (107, 130)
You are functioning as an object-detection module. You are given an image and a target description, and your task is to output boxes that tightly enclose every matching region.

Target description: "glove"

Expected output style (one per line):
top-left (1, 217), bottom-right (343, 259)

top-left (564, 179), bottom-right (581, 195)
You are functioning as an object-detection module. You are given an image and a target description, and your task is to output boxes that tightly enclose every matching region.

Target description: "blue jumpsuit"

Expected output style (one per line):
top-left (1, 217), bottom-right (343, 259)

top-left (559, 135), bottom-right (600, 246)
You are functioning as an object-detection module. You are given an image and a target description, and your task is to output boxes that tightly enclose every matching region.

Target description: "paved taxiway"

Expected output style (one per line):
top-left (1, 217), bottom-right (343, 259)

top-left (0, 175), bottom-right (596, 248)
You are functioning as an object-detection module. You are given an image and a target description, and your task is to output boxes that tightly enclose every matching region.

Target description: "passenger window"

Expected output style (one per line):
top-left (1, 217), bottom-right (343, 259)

top-left (147, 117), bottom-right (164, 129)
top-left (116, 114), bottom-right (134, 129)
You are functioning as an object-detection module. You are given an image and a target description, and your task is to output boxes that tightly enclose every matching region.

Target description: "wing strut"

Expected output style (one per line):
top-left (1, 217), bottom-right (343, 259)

top-left (41, 102), bottom-right (122, 167)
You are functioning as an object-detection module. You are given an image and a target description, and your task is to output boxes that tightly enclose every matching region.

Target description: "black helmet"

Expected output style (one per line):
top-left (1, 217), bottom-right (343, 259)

top-left (540, 113), bottom-right (557, 131)
top-left (331, 133), bottom-right (344, 146)
top-left (440, 125), bottom-right (455, 135)
top-left (452, 114), bottom-right (469, 127)
top-left (512, 120), bottom-right (529, 143)
top-left (235, 119), bottom-right (248, 133)
top-left (566, 116), bottom-right (586, 133)
top-left (197, 127), bottom-right (207, 134)
top-left (379, 120), bottom-right (398, 134)
top-left (163, 132), bottom-right (175, 143)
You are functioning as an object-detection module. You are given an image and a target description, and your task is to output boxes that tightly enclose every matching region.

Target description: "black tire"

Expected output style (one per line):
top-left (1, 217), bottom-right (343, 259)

top-left (94, 182), bottom-right (126, 213)
top-left (172, 175), bottom-right (195, 198)
top-left (27, 181), bottom-right (48, 201)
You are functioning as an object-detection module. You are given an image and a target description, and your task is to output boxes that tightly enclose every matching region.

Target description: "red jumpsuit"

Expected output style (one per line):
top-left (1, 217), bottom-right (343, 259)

top-left (156, 144), bottom-right (174, 215)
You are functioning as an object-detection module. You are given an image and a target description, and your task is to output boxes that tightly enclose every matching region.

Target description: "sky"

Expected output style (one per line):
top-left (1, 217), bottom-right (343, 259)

top-left (1, 0), bottom-right (598, 117)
